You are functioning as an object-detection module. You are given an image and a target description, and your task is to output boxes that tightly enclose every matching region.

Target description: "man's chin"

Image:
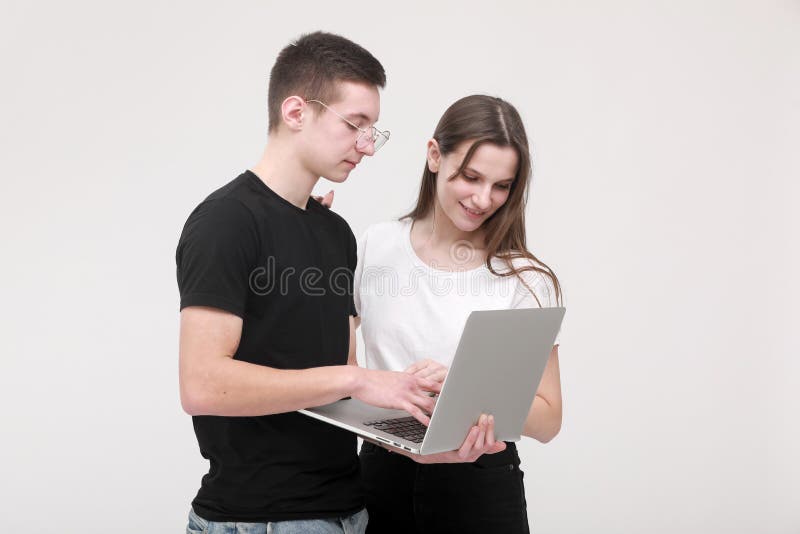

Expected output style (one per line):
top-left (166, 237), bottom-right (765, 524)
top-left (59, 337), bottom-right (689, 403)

top-left (321, 170), bottom-right (351, 183)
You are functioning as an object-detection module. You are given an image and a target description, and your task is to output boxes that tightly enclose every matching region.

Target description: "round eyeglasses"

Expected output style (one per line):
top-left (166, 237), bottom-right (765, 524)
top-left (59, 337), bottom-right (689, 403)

top-left (306, 99), bottom-right (390, 152)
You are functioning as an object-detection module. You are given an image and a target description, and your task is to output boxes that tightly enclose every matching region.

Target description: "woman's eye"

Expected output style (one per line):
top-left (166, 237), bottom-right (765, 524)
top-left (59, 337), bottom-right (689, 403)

top-left (462, 174), bottom-right (478, 182)
top-left (495, 183), bottom-right (512, 190)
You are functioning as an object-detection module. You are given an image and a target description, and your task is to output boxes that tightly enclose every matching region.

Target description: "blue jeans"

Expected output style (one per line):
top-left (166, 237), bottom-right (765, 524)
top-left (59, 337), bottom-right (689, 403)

top-left (186, 507), bottom-right (369, 534)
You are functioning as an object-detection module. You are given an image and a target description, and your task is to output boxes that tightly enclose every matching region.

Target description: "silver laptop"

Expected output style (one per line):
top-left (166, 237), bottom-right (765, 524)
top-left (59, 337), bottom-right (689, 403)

top-left (300, 307), bottom-right (565, 455)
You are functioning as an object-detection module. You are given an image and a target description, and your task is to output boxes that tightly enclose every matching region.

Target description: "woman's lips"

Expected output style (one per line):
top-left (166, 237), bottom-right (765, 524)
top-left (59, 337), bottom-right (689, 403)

top-left (459, 201), bottom-right (485, 218)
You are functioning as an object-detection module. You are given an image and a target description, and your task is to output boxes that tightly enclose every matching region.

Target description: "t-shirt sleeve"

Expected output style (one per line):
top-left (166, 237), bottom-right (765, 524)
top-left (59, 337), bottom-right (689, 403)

top-left (510, 267), bottom-right (563, 346)
top-left (352, 228), bottom-right (370, 318)
top-left (347, 225), bottom-right (359, 318)
top-left (175, 198), bottom-right (259, 318)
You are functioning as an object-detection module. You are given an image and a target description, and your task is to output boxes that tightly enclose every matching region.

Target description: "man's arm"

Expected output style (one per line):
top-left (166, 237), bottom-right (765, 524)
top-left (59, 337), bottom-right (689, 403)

top-left (179, 306), bottom-right (440, 423)
top-left (522, 345), bottom-right (562, 442)
top-left (347, 315), bottom-right (358, 366)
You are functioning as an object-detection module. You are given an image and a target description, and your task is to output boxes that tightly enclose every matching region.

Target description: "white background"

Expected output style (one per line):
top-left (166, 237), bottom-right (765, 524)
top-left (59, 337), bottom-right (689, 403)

top-left (1, 1), bottom-right (798, 532)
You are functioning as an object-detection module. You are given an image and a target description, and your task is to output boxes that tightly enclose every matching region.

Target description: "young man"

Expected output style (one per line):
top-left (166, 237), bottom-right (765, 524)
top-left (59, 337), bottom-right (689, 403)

top-left (176, 32), bottom-right (503, 534)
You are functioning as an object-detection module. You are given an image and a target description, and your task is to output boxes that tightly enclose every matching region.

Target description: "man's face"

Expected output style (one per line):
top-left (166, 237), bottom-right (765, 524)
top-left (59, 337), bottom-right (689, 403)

top-left (300, 81), bottom-right (381, 183)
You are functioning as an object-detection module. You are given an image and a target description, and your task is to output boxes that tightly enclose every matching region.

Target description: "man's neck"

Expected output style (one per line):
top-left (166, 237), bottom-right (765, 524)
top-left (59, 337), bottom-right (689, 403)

top-left (250, 140), bottom-right (319, 210)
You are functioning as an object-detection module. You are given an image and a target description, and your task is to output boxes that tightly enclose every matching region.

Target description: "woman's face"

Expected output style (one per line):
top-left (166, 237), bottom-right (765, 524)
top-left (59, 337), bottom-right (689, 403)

top-left (428, 140), bottom-right (519, 233)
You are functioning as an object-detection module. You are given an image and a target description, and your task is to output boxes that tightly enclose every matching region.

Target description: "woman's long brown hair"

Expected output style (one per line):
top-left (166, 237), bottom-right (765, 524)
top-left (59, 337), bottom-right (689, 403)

top-left (402, 95), bottom-right (562, 307)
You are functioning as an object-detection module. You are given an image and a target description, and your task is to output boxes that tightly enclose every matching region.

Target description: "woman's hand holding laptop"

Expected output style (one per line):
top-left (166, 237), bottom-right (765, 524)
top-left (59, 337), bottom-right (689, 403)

top-left (381, 358), bottom-right (507, 463)
top-left (376, 412), bottom-right (506, 464)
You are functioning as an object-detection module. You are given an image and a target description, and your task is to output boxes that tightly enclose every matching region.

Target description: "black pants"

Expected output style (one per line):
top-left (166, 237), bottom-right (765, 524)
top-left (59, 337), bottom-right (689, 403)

top-left (359, 441), bottom-right (530, 534)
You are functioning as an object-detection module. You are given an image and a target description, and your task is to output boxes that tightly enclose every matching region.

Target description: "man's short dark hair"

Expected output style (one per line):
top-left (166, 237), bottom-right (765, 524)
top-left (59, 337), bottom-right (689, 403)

top-left (268, 31), bottom-right (386, 132)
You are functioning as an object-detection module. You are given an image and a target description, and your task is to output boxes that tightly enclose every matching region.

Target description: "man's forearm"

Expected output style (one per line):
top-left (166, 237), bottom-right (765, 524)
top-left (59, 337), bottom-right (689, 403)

top-left (181, 357), bottom-right (361, 417)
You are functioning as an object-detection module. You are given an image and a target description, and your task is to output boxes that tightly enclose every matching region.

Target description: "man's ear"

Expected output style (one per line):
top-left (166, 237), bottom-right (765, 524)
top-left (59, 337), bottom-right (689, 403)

top-left (426, 139), bottom-right (441, 173)
top-left (281, 96), bottom-right (306, 131)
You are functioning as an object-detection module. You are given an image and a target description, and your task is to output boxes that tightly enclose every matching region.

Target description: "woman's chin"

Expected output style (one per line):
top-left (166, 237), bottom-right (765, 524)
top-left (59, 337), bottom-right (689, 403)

top-left (451, 215), bottom-right (483, 233)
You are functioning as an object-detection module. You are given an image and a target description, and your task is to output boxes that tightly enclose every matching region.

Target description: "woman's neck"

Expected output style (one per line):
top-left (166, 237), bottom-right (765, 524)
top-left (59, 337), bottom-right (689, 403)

top-left (411, 204), bottom-right (488, 269)
top-left (416, 203), bottom-right (486, 247)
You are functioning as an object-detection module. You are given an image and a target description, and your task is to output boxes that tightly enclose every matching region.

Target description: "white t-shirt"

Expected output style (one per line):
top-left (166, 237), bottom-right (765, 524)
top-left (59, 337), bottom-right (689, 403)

top-left (354, 218), bottom-right (561, 372)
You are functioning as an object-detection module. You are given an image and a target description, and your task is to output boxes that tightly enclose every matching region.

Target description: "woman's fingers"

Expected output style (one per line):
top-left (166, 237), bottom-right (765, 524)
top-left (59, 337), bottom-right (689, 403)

top-left (474, 414), bottom-right (487, 452)
top-left (311, 191), bottom-right (334, 208)
top-left (485, 415), bottom-right (496, 448)
top-left (458, 425), bottom-right (481, 459)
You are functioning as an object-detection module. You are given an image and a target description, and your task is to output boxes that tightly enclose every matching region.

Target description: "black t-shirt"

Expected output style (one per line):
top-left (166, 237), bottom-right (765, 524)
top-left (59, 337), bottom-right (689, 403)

top-left (175, 170), bottom-right (362, 522)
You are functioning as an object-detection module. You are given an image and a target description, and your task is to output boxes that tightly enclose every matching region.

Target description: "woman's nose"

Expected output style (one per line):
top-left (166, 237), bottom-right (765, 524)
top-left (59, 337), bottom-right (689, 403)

top-left (472, 187), bottom-right (492, 210)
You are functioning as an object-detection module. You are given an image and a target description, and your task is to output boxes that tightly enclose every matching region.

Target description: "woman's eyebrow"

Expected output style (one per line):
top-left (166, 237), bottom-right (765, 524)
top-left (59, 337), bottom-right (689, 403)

top-left (464, 167), bottom-right (485, 177)
top-left (465, 167), bottom-right (515, 182)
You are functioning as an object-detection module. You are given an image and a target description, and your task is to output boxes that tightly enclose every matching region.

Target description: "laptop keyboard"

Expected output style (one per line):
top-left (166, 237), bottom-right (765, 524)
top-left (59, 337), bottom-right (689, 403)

top-left (364, 416), bottom-right (428, 443)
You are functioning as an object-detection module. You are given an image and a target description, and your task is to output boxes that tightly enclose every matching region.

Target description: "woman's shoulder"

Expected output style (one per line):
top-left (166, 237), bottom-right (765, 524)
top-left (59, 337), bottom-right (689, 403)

top-left (356, 219), bottom-right (410, 264)
top-left (361, 218), bottom-right (409, 244)
top-left (490, 253), bottom-right (561, 304)
top-left (488, 252), bottom-right (540, 274)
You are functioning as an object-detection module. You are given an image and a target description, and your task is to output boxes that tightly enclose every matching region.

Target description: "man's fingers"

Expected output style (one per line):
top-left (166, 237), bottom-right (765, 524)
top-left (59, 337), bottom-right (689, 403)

top-left (430, 369), bottom-right (447, 382)
top-left (410, 391), bottom-right (435, 414)
top-left (422, 395), bottom-right (436, 413)
top-left (420, 367), bottom-right (446, 382)
top-left (405, 403), bottom-right (431, 426)
top-left (406, 359), bottom-right (432, 375)
top-left (413, 367), bottom-right (434, 379)
top-left (405, 360), bottom-right (447, 385)
top-left (418, 377), bottom-right (441, 394)
top-left (404, 362), bottom-right (421, 374)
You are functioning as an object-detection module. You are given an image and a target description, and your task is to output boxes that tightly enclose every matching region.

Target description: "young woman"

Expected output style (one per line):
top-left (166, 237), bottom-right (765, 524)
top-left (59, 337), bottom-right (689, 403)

top-left (352, 95), bottom-right (563, 533)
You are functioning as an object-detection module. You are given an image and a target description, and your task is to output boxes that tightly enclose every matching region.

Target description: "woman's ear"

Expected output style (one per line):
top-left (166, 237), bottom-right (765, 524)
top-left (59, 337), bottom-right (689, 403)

top-left (281, 96), bottom-right (306, 131)
top-left (426, 139), bottom-right (441, 173)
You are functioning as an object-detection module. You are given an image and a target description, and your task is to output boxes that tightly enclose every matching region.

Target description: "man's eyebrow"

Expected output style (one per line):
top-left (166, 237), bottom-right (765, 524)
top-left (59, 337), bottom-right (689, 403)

top-left (345, 112), bottom-right (377, 124)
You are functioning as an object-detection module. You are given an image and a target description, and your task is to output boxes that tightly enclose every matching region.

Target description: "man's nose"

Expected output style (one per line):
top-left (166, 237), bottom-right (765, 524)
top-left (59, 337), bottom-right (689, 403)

top-left (357, 138), bottom-right (376, 157)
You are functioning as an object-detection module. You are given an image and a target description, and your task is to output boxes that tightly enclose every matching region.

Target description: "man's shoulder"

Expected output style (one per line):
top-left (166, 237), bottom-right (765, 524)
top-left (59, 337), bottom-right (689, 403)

top-left (199, 172), bottom-right (260, 216)
top-left (179, 174), bottom-right (261, 248)
top-left (309, 199), bottom-right (356, 242)
top-left (187, 196), bottom-right (256, 230)
top-left (312, 198), bottom-right (349, 226)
